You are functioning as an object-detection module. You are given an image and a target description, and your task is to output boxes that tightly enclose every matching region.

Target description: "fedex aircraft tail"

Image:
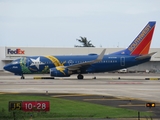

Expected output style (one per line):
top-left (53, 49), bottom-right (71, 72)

top-left (113, 21), bottom-right (156, 56)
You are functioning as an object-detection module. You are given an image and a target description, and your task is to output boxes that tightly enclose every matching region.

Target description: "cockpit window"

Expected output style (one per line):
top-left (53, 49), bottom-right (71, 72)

top-left (12, 61), bottom-right (18, 64)
top-left (12, 59), bottom-right (20, 64)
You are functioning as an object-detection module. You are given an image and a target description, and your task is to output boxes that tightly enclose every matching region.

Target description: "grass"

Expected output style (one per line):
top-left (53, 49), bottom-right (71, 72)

top-left (0, 94), bottom-right (153, 119)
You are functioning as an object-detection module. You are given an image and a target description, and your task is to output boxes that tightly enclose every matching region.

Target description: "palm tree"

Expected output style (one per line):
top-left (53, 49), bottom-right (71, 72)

top-left (75, 36), bottom-right (95, 47)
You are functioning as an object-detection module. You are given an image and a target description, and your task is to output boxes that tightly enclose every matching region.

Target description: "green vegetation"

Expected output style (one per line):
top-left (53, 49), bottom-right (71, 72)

top-left (0, 94), bottom-right (152, 119)
top-left (75, 36), bottom-right (95, 47)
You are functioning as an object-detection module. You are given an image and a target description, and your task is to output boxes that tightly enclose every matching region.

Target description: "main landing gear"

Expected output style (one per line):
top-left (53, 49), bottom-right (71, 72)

top-left (77, 73), bottom-right (97, 80)
top-left (21, 75), bottom-right (25, 79)
top-left (77, 74), bottom-right (84, 79)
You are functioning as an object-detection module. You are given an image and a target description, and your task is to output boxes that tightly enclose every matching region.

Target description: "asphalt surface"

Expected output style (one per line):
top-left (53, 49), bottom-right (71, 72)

top-left (0, 72), bottom-right (160, 119)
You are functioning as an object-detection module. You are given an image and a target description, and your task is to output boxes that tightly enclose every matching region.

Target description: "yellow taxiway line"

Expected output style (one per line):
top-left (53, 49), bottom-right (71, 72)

top-left (83, 98), bottom-right (135, 101)
top-left (52, 94), bottom-right (92, 98)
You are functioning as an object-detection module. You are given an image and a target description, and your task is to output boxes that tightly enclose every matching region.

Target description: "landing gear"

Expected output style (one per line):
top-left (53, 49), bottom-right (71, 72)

top-left (21, 75), bottom-right (25, 79)
top-left (77, 74), bottom-right (84, 79)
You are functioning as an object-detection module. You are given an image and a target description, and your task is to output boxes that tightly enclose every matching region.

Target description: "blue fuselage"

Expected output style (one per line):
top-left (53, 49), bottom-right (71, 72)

top-left (3, 54), bottom-right (150, 76)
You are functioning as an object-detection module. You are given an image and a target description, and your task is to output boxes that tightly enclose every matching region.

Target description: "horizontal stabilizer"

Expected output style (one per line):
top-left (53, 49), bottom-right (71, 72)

top-left (135, 52), bottom-right (157, 60)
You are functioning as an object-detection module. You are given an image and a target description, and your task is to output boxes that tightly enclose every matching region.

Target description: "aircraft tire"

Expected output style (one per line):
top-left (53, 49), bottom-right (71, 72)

top-left (21, 75), bottom-right (25, 79)
top-left (77, 74), bottom-right (83, 79)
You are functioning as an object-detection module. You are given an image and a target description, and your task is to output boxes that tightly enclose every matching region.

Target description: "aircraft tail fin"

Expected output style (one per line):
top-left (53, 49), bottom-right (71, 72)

top-left (112, 21), bottom-right (156, 56)
top-left (127, 21), bottom-right (156, 55)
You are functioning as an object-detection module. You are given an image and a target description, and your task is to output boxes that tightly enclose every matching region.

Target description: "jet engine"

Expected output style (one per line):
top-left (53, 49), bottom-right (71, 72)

top-left (50, 67), bottom-right (71, 77)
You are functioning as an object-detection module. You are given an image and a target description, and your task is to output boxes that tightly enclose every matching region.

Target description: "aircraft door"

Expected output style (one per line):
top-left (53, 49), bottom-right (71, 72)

top-left (120, 57), bottom-right (125, 66)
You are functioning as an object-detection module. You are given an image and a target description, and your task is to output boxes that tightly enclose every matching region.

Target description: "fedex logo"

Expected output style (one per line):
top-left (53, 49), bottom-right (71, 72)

top-left (7, 48), bottom-right (25, 54)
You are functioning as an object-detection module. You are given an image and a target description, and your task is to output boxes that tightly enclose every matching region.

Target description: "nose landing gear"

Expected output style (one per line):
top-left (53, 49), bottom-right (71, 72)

top-left (21, 75), bottom-right (25, 79)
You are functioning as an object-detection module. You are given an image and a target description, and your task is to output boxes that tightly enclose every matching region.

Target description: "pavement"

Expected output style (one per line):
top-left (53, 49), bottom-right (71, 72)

top-left (1, 72), bottom-right (160, 119)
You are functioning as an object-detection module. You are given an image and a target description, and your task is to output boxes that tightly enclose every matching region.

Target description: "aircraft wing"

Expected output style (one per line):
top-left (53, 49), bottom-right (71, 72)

top-left (135, 52), bottom-right (157, 60)
top-left (66, 49), bottom-right (106, 71)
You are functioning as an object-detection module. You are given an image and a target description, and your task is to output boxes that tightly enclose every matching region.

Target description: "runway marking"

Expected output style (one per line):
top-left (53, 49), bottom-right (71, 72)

top-left (0, 92), bottom-right (19, 94)
top-left (106, 82), bottom-right (142, 84)
top-left (119, 104), bottom-right (146, 107)
top-left (124, 97), bottom-right (160, 103)
top-left (83, 98), bottom-right (135, 101)
top-left (119, 103), bottom-right (160, 107)
top-left (117, 96), bottom-right (160, 103)
top-left (52, 94), bottom-right (92, 98)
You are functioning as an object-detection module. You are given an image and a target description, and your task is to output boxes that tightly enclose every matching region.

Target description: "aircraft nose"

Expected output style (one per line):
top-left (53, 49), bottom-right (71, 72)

top-left (4, 62), bottom-right (22, 75)
top-left (3, 64), bottom-right (12, 72)
top-left (3, 64), bottom-right (10, 71)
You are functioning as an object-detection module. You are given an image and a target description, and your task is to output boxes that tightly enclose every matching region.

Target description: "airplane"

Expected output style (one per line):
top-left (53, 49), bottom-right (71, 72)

top-left (3, 21), bottom-right (156, 79)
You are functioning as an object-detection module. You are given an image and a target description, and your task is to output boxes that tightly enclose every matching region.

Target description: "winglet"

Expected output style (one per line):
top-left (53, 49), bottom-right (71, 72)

top-left (97, 49), bottom-right (106, 61)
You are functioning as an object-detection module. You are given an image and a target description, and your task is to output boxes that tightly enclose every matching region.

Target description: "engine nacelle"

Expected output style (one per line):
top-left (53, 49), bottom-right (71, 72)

top-left (50, 67), bottom-right (71, 77)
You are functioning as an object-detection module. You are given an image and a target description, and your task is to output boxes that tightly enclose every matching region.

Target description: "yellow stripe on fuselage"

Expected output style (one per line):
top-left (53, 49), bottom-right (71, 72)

top-left (45, 55), bottom-right (62, 67)
top-left (45, 55), bottom-right (66, 75)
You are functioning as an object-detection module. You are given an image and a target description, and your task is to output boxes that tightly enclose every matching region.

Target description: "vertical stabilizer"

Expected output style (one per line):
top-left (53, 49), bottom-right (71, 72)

top-left (127, 21), bottom-right (156, 55)
top-left (111, 21), bottom-right (156, 56)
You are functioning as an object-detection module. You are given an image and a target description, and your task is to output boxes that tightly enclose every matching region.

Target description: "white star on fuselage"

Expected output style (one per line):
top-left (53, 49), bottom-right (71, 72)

top-left (30, 57), bottom-right (44, 69)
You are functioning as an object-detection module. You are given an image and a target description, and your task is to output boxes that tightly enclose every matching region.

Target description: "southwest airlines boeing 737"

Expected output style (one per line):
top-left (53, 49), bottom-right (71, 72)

top-left (4, 21), bottom-right (156, 79)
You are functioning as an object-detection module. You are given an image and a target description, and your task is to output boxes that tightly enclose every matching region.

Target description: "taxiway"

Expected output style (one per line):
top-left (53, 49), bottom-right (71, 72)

top-left (0, 72), bottom-right (160, 103)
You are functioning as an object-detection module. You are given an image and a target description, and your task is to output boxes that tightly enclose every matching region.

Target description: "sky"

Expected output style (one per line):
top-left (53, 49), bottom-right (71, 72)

top-left (0, 0), bottom-right (160, 48)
